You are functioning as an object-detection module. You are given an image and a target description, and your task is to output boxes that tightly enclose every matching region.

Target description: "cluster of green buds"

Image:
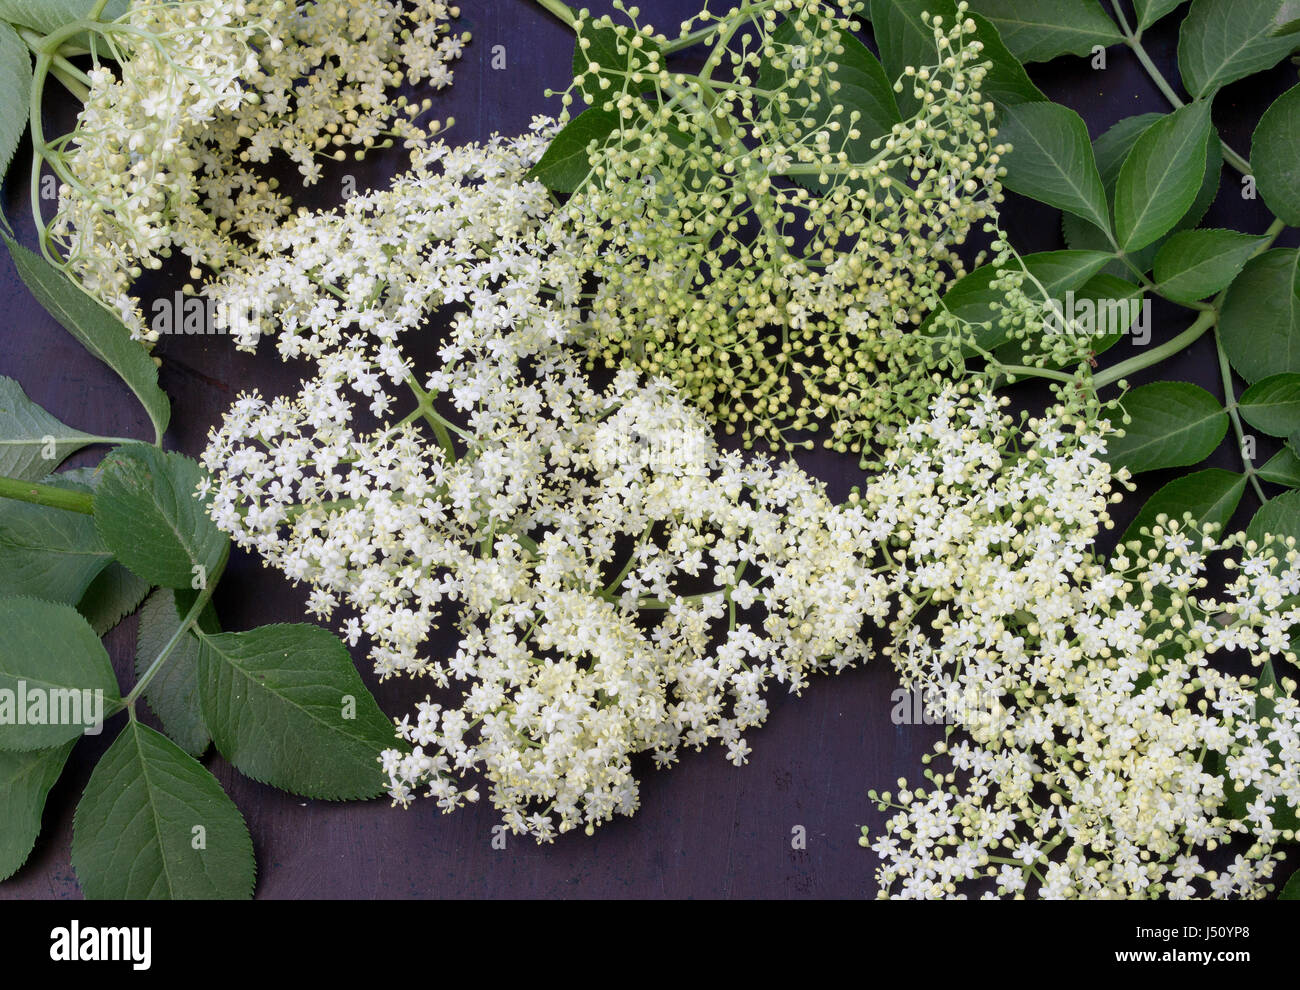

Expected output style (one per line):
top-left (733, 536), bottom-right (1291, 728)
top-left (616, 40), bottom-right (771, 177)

top-left (546, 0), bottom-right (1006, 460)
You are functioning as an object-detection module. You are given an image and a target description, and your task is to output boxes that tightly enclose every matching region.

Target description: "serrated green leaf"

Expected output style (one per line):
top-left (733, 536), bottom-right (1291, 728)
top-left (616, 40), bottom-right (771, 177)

top-left (1238, 373), bottom-right (1300, 437)
top-left (971, 0), bottom-right (1123, 63)
top-left (77, 562), bottom-right (150, 636)
top-left (0, 740), bottom-right (74, 881)
top-left (197, 623), bottom-right (397, 800)
top-left (527, 108), bottom-right (619, 195)
top-left (1106, 381), bottom-right (1229, 473)
top-left (71, 720), bottom-right (254, 899)
top-left (0, 376), bottom-right (98, 481)
top-left (94, 444), bottom-right (226, 590)
top-left (1063, 112), bottom-right (1219, 276)
top-left (1259, 446), bottom-right (1300, 487)
top-left (871, 0), bottom-right (1044, 116)
top-left (1153, 229), bottom-right (1269, 303)
top-left (1119, 468), bottom-right (1246, 545)
top-left (0, 481), bottom-right (112, 605)
top-left (1219, 249), bottom-right (1300, 385)
top-left (756, 19), bottom-right (900, 193)
top-left (1252, 82), bottom-right (1300, 226)
top-left (998, 101), bottom-right (1110, 232)
top-left (1247, 489), bottom-right (1300, 546)
top-left (1134, 0), bottom-right (1187, 29)
top-left (4, 238), bottom-right (169, 443)
top-left (1281, 868), bottom-right (1300, 899)
top-left (0, 22), bottom-right (30, 186)
top-left (135, 589), bottom-right (213, 758)
top-left (1178, 0), bottom-right (1300, 99)
top-left (0, 597), bottom-right (120, 750)
top-left (1113, 102), bottom-right (1213, 253)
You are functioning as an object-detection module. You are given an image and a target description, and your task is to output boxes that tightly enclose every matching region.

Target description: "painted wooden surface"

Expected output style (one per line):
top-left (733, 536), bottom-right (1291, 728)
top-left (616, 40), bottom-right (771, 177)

top-left (1, 0), bottom-right (1295, 898)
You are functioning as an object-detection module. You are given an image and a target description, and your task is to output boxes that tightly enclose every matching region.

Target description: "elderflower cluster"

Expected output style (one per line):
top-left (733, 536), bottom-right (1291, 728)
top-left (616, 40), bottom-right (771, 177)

top-left (855, 387), bottom-right (1300, 898)
top-left (199, 132), bottom-right (888, 839)
top-left (45, 0), bottom-right (466, 339)
top-left (553, 1), bottom-right (1005, 459)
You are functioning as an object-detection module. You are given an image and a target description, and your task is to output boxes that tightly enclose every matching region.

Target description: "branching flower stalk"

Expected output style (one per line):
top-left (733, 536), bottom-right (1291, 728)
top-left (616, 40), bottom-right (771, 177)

top-left (533, 1), bottom-right (1042, 464)
top-left (26, 0), bottom-right (468, 340)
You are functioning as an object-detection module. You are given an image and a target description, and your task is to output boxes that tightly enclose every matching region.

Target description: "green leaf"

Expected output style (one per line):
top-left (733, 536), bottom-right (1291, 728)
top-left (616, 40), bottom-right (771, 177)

top-left (1178, 0), bottom-right (1300, 99)
top-left (1238, 373), bottom-right (1300, 437)
top-left (527, 108), bottom-right (619, 195)
top-left (1247, 489), bottom-right (1300, 546)
top-left (94, 444), bottom-right (227, 590)
top-left (870, 0), bottom-right (1044, 116)
top-left (924, 249), bottom-right (1114, 349)
top-left (0, 740), bottom-right (74, 881)
top-left (4, 238), bottom-right (169, 443)
top-left (997, 102), bottom-right (1111, 232)
top-left (0, 596), bottom-right (120, 751)
top-left (1134, 0), bottom-right (1187, 29)
top-left (1252, 83), bottom-right (1300, 226)
top-left (1281, 868), bottom-right (1300, 899)
top-left (1219, 249), bottom-right (1300, 385)
top-left (1119, 468), bottom-right (1247, 546)
top-left (135, 589), bottom-right (213, 758)
top-left (0, 22), bottom-right (30, 185)
top-left (0, 376), bottom-right (99, 481)
top-left (77, 562), bottom-right (150, 636)
top-left (1113, 102), bottom-right (1213, 253)
top-left (0, 483), bottom-right (112, 605)
top-left (756, 19), bottom-right (900, 192)
top-left (1153, 229), bottom-right (1269, 304)
top-left (197, 624), bottom-right (398, 800)
top-left (71, 720), bottom-right (254, 899)
top-left (1259, 446), bottom-right (1300, 487)
top-left (1274, 0), bottom-right (1300, 35)
top-left (1106, 381), bottom-right (1229, 473)
top-left (970, 0), bottom-right (1123, 62)
top-left (0, 1), bottom-right (130, 38)
top-left (1063, 112), bottom-right (1219, 276)
top-left (572, 15), bottom-right (663, 90)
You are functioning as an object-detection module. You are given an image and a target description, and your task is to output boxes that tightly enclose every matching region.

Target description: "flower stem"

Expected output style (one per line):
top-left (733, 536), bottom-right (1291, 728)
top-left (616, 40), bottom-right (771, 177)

top-left (0, 474), bottom-right (94, 514)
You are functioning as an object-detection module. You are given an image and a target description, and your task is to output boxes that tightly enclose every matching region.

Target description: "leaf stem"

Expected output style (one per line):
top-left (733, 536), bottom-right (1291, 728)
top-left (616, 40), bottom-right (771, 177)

top-left (1094, 307), bottom-right (1217, 389)
top-left (123, 543), bottom-right (228, 708)
top-left (1112, 4), bottom-right (1254, 175)
top-left (0, 474), bottom-right (94, 513)
top-left (1216, 331), bottom-right (1267, 503)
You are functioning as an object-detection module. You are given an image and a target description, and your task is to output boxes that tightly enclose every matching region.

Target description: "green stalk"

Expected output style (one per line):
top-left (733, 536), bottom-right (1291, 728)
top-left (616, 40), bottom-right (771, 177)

top-left (123, 543), bottom-right (228, 708)
top-left (1217, 331), bottom-right (1267, 503)
top-left (1093, 308), bottom-right (1217, 389)
top-left (1110, 0), bottom-right (1253, 175)
top-left (0, 474), bottom-right (94, 513)
top-left (534, 0), bottom-right (579, 30)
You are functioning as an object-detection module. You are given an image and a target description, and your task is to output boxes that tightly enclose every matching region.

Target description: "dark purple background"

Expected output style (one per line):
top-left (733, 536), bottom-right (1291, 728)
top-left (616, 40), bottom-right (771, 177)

top-left (1, 0), bottom-right (1297, 898)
